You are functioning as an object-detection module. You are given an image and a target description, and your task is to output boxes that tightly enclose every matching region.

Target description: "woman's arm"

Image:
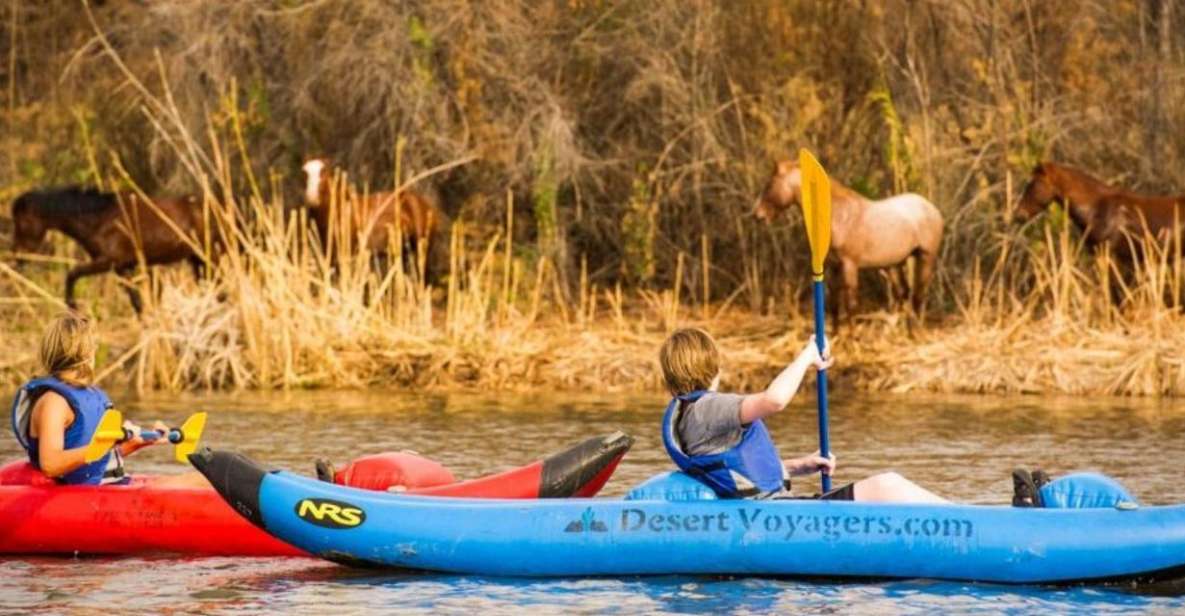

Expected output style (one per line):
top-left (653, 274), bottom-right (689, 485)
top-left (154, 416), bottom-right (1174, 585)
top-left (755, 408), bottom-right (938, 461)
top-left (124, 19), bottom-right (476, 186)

top-left (739, 337), bottom-right (832, 424)
top-left (30, 393), bottom-right (90, 478)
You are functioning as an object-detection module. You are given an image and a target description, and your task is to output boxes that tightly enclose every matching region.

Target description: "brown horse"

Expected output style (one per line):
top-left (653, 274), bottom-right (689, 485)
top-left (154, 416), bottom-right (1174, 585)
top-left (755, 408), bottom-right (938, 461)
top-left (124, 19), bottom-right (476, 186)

top-left (301, 159), bottom-right (447, 279)
top-left (10, 187), bottom-right (212, 313)
top-left (754, 160), bottom-right (944, 321)
top-left (1017, 161), bottom-right (1185, 256)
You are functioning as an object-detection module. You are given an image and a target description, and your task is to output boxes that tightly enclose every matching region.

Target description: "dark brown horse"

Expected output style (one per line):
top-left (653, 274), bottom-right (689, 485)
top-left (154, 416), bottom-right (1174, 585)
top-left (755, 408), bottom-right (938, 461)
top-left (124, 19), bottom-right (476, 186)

top-left (10, 187), bottom-right (213, 313)
top-left (301, 158), bottom-right (448, 280)
top-left (1017, 162), bottom-right (1185, 256)
top-left (754, 160), bottom-right (944, 322)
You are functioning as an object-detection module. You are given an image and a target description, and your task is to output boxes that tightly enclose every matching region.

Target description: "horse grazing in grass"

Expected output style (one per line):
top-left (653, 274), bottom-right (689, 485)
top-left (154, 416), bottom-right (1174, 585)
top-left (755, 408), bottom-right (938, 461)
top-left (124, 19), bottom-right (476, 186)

top-left (301, 159), bottom-right (448, 281)
top-left (1017, 162), bottom-right (1185, 257)
top-left (10, 187), bottom-right (213, 313)
top-left (754, 160), bottom-right (944, 322)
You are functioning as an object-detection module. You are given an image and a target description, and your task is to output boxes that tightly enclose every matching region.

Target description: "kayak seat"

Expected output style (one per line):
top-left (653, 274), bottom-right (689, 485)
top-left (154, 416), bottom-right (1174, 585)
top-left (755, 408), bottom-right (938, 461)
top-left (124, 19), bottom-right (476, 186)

top-left (1038, 472), bottom-right (1138, 509)
top-left (624, 471), bottom-right (719, 501)
top-left (333, 451), bottom-right (456, 492)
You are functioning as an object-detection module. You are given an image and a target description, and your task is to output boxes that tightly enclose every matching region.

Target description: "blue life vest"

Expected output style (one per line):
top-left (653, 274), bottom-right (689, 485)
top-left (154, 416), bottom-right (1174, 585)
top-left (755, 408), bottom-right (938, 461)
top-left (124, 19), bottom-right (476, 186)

top-left (10, 376), bottom-right (121, 485)
top-left (661, 390), bottom-right (786, 498)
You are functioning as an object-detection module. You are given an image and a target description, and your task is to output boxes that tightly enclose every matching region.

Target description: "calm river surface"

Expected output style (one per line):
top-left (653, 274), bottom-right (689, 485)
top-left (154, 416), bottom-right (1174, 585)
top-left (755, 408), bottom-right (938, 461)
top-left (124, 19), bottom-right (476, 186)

top-left (4, 390), bottom-right (1185, 614)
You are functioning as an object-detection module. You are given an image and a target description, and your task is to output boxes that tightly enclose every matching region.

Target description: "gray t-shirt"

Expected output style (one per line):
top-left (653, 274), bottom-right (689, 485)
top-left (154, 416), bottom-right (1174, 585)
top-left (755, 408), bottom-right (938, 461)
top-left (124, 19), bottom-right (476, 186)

top-left (674, 392), bottom-right (746, 456)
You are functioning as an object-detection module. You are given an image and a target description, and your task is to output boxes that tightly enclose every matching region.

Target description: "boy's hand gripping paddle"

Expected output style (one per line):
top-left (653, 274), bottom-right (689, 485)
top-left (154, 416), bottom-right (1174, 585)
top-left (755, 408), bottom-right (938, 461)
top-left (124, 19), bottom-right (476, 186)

top-left (798, 148), bottom-right (833, 492)
top-left (84, 411), bottom-right (208, 464)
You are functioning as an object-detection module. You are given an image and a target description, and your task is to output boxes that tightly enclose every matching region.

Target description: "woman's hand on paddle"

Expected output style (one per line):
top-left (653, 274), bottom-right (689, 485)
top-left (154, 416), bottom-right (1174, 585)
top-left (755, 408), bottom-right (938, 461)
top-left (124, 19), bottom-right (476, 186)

top-left (785, 451), bottom-right (836, 477)
top-left (119, 420), bottom-right (167, 454)
top-left (799, 336), bottom-right (833, 371)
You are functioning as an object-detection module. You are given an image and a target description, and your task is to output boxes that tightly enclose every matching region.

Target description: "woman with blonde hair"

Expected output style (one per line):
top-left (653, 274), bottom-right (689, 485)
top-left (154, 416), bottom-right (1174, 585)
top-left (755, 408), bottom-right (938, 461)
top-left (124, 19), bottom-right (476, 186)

top-left (10, 312), bottom-right (207, 487)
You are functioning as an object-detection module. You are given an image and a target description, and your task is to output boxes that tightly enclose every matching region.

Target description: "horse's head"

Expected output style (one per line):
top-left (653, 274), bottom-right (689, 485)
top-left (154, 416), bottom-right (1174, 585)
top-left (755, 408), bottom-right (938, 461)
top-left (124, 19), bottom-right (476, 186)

top-left (753, 160), bottom-right (801, 223)
top-left (10, 192), bottom-right (49, 265)
top-left (301, 158), bottom-right (332, 207)
top-left (1016, 162), bottom-right (1060, 222)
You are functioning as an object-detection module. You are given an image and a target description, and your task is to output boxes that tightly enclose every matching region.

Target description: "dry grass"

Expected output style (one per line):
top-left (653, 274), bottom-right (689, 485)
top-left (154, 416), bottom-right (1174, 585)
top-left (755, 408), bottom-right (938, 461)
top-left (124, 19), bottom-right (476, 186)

top-left (5, 215), bottom-right (1185, 398)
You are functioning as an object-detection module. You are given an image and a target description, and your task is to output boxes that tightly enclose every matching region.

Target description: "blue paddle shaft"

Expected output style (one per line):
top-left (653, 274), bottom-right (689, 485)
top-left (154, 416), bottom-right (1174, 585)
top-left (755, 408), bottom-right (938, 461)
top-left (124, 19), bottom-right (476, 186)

top-left (132, 429), bottom-right (183, 444)
top-left (812, 279), bottom-right (832, 493)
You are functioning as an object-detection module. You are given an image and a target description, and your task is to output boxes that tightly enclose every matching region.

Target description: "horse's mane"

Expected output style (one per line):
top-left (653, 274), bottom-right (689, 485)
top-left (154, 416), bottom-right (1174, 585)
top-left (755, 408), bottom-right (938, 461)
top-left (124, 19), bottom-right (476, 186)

top-left (1044, 162), bottom-right (1117, 193)
top-left (15, 186), bottom-right (117, 218)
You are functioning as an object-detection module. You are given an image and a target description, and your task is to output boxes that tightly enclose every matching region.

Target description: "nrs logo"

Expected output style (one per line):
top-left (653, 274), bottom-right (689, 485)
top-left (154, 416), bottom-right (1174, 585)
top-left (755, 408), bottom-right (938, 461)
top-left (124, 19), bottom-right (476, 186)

top-left (295, 498), bottom-right (366, 529)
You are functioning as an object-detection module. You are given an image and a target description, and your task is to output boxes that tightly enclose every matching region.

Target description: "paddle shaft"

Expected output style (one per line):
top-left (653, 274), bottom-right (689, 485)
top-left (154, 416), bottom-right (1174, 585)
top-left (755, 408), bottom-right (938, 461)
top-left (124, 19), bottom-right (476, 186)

top-left (95, 428), bottom-right (185, 445)
top-left (134, 428), bottom-right (185, 444)
top-left (812, 278), bottom-right (831, 493)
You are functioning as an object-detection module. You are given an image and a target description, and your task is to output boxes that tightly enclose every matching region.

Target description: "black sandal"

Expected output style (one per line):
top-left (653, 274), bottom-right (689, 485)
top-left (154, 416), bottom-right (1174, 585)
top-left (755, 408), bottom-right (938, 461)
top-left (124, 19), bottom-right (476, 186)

top-left (315, 458), bottom-right (336, 483)
top-left (1012, 468), bottom-right (1038, 507)
top-left (1031, 469), bottom-right (1051, 507)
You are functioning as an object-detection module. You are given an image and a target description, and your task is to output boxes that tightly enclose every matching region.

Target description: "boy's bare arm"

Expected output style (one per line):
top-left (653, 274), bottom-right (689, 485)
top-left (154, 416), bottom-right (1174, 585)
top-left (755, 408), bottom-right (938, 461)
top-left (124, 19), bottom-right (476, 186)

top-left (739, 337), bottom-right (832, 424)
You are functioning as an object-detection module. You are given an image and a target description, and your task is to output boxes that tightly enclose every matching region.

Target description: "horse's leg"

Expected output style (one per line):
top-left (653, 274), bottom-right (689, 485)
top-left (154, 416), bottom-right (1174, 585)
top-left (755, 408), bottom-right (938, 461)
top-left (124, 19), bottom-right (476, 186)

top-left (886, 264), bottom-right (909, 311)
top-left (188, 255), bottom-right (205, 281)
top-left (913, 249), bottom-right (937, 322)
top-left (828, 262), bottom-right (840, 325)
top-left (115, 265), bottom-right (144, 315)
top-left (840, 257), bottom-right (859, 326)
top-left (65, 259), bottom-right (116, 309)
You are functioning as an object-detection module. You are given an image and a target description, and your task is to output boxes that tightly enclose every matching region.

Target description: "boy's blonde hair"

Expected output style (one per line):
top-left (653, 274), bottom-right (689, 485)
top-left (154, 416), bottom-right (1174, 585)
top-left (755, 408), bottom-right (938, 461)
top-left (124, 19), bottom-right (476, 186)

top-left (659, 328), bottom-right (720, 395)
top-left (39, 312), bottom-right (97, 386)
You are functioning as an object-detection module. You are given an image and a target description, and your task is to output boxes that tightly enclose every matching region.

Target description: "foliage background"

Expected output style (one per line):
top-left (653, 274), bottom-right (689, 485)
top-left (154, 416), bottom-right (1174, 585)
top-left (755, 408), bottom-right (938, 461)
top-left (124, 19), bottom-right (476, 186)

top-left (2, 1), bottom-right (1180, 307)
top-left (1, 1), bottom-right (1185, 396)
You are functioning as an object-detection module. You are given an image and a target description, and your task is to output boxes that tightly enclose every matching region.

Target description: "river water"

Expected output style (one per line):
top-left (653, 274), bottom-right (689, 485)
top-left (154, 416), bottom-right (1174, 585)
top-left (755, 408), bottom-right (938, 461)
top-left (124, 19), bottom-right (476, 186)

top-left (3, 390), bottom-right (1185, 614)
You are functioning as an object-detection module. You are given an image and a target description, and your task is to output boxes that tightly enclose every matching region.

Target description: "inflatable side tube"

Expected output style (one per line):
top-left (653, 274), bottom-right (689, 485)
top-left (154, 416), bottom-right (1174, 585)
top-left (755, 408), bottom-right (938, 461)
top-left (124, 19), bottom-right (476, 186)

top-left (403, 431), bottom-right (633, 499)
top-left (192, 448), bottom-right (1185, 583)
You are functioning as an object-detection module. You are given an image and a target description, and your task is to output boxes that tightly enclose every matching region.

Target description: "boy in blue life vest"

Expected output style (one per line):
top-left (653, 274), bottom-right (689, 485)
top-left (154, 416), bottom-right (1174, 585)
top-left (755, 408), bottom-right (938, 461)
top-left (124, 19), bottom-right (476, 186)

top-left (10, 312), bottom-right (209, 487)
top-left (659, 327), bottom-right (947, 502)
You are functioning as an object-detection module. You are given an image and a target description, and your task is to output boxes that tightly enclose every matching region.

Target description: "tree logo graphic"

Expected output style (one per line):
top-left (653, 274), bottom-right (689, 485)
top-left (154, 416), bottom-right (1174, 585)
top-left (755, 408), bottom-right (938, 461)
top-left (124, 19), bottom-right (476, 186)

top-left (564, 507), bottom-right (607, 532)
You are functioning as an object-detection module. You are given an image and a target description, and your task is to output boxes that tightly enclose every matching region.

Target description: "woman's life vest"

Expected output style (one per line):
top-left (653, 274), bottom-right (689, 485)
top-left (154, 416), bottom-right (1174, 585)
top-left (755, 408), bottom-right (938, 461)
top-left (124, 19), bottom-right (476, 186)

top-left (661, 390), bottom-right (786, 498)
top-left (10, 376), bottom-right (124, 485)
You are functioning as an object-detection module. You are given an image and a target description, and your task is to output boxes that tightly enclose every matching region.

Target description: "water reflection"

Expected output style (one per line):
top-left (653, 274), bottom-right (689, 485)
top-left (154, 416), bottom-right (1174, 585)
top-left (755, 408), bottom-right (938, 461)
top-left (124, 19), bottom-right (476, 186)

top-left (3, 390), bottom-right (1185, 612)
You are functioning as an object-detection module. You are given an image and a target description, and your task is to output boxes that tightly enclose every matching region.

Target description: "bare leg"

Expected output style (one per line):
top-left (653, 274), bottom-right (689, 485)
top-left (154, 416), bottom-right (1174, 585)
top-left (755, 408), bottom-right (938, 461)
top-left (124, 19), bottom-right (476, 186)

top-left (145, 471), bottom-right (211, 489)
top-left (852, 471), bottom-right (948, 504)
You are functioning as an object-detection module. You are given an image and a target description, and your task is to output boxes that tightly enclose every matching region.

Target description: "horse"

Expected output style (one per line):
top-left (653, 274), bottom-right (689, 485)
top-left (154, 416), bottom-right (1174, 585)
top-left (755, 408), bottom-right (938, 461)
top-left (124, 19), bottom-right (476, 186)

top-left (754, 160), bottom-right (944, 322)
top-left (301, 158), bottom-right (448, 281)
top-left (10, 187), bottom-right (214, 313)
top-left (1017, 161), bottom-right (1185, 257)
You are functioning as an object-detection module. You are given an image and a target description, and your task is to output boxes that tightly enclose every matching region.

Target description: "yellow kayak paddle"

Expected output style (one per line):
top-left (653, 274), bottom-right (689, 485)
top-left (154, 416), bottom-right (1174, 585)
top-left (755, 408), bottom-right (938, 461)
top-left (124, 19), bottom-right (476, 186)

top-left (83, 411), bottom-right (208, 464)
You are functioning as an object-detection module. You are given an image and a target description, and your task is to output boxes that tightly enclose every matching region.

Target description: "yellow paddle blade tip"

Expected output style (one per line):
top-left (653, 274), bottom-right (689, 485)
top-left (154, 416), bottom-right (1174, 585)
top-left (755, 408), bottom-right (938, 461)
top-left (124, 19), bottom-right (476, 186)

top-left (174, 412), bottom-right (208, 464)
top-left (797, 148), bottom-right (832, 273)
top-left (84, 410), bottom-right (124, 463)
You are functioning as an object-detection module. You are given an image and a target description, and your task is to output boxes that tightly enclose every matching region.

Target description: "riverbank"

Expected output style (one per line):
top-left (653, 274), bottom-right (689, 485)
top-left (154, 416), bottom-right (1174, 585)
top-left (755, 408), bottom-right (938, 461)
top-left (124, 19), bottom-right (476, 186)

top-left (4, 262), bottom-right (1184, 397)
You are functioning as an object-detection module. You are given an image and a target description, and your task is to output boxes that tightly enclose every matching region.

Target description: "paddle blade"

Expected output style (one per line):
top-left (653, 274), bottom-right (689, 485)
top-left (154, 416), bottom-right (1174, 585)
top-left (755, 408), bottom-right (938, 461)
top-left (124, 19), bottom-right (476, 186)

top-left (84, 410), bottom-right (124, 463)
top-left (798, 148), bottom-right (832, 277)
top-left (173, 412), bottom-right (208, 464)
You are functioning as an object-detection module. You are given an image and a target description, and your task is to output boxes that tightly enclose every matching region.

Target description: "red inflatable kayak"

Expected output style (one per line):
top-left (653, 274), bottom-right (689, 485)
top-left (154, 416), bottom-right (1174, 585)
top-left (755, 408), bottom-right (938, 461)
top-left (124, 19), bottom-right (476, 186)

top-left (0, 431), bottom-right (633, 556)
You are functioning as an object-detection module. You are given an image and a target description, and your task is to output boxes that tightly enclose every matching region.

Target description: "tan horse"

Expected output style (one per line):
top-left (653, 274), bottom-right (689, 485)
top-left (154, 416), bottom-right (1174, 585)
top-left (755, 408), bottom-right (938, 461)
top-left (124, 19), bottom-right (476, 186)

top-left (754, 160), bottom-right (944, 321)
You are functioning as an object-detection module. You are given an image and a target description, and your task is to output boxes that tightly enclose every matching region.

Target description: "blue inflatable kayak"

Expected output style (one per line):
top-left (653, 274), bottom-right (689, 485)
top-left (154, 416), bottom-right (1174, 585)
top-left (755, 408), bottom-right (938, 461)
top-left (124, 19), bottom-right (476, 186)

top-left (190, 449), bottom-right (1185, 584)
